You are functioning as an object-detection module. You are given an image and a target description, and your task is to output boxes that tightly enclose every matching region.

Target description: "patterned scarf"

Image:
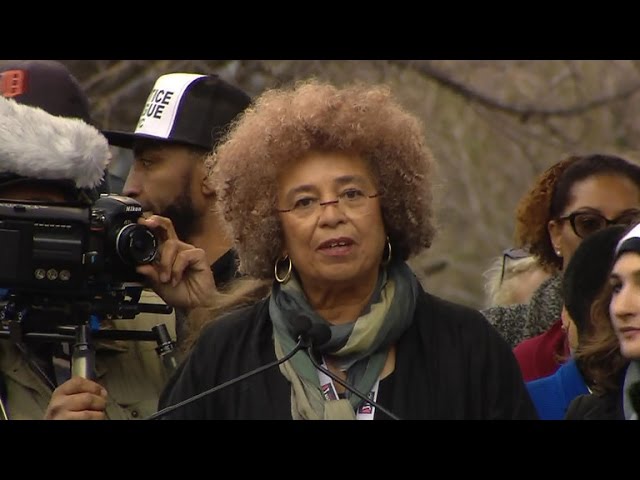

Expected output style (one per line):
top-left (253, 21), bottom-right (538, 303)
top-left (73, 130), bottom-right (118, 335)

top-left (623, 360), bottom-right (640, 420)
top-left (269, 261), bottom-right (419, 420)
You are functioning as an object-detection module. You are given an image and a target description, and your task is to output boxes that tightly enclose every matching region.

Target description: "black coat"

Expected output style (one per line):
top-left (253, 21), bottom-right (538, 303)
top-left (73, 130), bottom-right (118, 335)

top-left (565, 391), bottom-right (624, 420)
top-left (159, 286), bottom-right (537, 420)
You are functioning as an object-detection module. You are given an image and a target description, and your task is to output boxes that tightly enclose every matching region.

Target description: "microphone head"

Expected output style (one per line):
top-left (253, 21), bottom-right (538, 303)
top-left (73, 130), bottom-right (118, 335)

top-left (289, 315), bottom-right (312, 338)
top-left (288, 315), bottom-right (331, 349)
top-left (307, 323), bottom-right (331, 349)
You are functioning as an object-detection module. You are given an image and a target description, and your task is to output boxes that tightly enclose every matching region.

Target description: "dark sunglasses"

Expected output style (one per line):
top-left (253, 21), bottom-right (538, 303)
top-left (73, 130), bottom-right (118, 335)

top-left (557, 210), bottom-right (640, 239)
top-left (500, 247), bottom-right (531, 284)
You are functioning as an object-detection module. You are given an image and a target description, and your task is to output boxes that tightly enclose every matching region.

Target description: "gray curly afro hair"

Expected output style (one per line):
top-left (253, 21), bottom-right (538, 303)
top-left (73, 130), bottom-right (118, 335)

top-left (208, 80), bottom-right (436, 279)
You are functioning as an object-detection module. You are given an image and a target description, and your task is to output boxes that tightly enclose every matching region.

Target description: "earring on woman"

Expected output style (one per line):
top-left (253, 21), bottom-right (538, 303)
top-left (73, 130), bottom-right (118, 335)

top-left (382, 236), bottom-right (392, 266)
top-left (274, 255), bottom-right (292, 283)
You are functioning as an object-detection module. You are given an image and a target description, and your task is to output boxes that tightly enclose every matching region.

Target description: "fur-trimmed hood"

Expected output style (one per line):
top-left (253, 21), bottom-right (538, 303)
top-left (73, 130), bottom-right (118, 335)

top-left (482, 274), bottom-right (564, 348)
top-left (0, 96), bottom-right (110, 189)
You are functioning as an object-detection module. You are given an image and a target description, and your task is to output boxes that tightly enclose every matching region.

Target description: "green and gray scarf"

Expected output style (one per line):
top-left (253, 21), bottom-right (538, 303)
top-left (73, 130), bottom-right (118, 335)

top-left (269, 261), bottom-right (419, 420)
top-left (623, 360), bottom-right (640, 420)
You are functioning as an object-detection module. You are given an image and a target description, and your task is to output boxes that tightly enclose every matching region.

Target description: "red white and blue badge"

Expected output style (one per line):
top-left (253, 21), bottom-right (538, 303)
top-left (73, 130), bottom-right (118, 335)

top-left (318, 359), bottom-right (380, 420)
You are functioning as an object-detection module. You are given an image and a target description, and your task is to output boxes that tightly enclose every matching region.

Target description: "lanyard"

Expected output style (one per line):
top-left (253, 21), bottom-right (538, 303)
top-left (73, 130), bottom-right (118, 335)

top-left (318, 358), bottom-right (380, 420)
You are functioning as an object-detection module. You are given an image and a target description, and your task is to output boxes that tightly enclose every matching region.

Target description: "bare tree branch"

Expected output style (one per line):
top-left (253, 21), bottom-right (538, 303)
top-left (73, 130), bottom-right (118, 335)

top-left (391, 60), bottom-right (640, 120)
top-left (53, 59), bottom-right (640, 309)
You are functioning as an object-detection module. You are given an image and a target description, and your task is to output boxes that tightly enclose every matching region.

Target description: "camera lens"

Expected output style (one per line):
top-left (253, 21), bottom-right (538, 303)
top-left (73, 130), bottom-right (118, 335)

top-left (115, 224), bottom-right (158, 265)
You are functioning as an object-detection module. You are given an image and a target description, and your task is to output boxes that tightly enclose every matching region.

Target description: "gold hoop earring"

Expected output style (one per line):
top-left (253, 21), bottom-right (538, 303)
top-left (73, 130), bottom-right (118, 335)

top-left (382, 236), bottom-right (392, 266)
top-left (274, 255), bottom-right (292, 284)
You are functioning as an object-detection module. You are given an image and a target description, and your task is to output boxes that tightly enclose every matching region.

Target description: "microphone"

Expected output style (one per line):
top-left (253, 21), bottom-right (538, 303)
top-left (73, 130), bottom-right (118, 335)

top-left (0, 95), bottom-right (110, 190)
top-left (302, 321), bottom-right (401, 421)
top-left (145, 315), bottom-right (313, 420)
top-left (152, 324), bottom-right (179, 376)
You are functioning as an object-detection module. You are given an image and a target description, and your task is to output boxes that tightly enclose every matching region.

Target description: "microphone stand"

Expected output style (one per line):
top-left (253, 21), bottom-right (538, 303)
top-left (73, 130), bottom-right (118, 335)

top-left (305, 346), bottom-right (401, 420)
top-left (146, 337), bottom-right (306, 420)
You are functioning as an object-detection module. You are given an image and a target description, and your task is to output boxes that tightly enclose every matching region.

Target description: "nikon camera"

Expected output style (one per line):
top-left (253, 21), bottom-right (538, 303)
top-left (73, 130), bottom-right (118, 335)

top-left (0, 194), bottom-right (157, 296)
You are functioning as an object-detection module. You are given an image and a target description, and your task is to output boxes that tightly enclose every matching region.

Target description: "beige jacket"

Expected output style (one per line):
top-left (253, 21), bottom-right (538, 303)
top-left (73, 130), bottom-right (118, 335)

top-left (0, 290), bottom-right (176, 420)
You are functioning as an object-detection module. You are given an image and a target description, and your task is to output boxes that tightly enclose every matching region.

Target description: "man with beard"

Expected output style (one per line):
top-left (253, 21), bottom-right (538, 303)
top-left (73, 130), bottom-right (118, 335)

top-left (104, 73), bottom-right (251, 346)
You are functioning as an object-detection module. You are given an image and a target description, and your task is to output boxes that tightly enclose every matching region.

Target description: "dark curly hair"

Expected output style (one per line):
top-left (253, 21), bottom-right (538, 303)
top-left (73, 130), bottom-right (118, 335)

top-left (516, 154), bottom-right (640, 272)
top-left (208, 80), bottom-right (436, 279)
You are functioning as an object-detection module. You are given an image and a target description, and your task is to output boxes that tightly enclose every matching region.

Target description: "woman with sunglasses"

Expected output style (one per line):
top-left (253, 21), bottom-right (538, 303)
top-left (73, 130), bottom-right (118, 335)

top-left (483, 154), bottom-right (640, 381)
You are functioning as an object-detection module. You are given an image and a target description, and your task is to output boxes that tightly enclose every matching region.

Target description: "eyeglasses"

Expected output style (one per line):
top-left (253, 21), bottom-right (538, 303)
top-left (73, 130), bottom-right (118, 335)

top-left (500, 247), bottom-right (531, 284)
top-left (277, 189), bottom-right (380, 219)
top-left (557, 210), bottom-right (640, 239)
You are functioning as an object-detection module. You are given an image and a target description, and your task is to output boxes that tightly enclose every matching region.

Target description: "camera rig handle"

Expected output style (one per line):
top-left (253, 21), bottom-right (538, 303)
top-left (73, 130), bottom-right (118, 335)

top-left (69, 324), bottom-right (176, 380)
top-left (71, 324), bottom-right (94, 380)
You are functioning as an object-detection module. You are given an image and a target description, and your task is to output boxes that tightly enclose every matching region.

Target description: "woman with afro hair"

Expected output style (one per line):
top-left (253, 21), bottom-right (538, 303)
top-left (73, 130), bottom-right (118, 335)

top-left (145, 80), bottom-right (538, 420)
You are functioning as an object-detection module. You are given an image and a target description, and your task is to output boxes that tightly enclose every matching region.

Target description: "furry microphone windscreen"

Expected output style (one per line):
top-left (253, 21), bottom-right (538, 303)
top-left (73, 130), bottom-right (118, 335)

top-left (0, 96), bottom-right (110, 189)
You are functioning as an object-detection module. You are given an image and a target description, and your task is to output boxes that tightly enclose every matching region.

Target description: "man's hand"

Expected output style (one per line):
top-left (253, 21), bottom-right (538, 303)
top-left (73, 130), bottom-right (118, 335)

top-left (136, 215), bottom-right (217, 309)
top-left (45, 377), bottom-right (108, 420)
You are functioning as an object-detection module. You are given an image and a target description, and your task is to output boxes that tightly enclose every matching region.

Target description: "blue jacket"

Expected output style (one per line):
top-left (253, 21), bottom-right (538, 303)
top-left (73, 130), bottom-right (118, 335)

top-left (526, 359), bottom-right (589, 420)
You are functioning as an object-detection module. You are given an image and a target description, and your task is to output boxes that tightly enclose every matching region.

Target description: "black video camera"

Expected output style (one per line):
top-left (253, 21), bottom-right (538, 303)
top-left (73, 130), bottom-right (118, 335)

top-left (0, 194), bottom-right (157, 297)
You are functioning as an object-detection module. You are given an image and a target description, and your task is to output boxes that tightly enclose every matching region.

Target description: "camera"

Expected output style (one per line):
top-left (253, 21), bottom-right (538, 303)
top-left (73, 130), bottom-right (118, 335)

top-left (0, 194), bottom-right (158, 296)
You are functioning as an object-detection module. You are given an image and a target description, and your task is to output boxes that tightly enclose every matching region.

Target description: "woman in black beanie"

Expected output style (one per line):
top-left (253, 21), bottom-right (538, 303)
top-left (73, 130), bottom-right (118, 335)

top-left (566, 222), bottom-right (640, 420)
top-left (526, 225), bottom-right (625, 419)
